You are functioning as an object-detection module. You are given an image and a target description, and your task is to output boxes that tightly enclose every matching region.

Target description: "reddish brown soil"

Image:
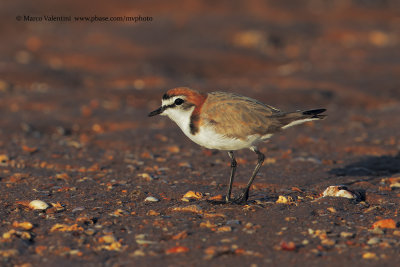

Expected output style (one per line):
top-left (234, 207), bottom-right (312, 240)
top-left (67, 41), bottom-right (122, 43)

top-left (1, 1), bottom-right (400, 266)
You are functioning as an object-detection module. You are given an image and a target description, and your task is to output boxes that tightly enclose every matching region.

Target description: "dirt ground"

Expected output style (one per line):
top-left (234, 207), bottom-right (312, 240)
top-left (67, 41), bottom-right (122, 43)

top-left (1, 0), bottom-right (400, 266)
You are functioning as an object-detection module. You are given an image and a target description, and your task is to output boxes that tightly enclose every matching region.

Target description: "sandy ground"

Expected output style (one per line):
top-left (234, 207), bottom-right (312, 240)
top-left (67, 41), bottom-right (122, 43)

top-left (1, 0), bottom-right (400, 266)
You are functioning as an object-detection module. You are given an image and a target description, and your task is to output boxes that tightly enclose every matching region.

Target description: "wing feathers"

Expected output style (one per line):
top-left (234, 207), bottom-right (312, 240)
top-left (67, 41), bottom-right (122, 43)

top-left (200, 92), bottom-right (326, 139)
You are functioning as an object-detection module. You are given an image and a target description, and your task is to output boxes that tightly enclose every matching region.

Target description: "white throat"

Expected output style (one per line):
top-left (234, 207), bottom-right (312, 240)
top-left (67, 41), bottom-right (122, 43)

top-left (163, 106), bottom-right (195, 136)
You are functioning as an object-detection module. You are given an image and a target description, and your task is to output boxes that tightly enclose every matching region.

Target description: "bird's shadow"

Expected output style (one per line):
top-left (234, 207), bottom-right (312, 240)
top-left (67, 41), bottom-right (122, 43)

top-left (329, 152), bottom-right (400, 178)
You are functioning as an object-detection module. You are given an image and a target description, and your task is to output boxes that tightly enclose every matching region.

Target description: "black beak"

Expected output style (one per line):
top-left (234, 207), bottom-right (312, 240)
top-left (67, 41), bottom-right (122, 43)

top-left (148, 106), bottom-right (165, 117)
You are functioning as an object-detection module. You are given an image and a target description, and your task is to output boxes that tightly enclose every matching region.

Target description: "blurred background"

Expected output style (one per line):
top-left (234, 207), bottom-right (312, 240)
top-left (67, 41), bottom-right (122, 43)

top-left (0, 0), bottom-right (399, 169)
top-left (1, 2), bottom-right (400, 265)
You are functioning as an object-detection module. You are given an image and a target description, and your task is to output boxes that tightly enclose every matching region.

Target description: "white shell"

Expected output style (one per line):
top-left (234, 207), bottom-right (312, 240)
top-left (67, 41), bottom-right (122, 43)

top-left (144, 196), bottom-right (159, 202)
top-left (322, 185), bottom-right (356, 199)
top-left (29, 200), bottom-right (49, 210)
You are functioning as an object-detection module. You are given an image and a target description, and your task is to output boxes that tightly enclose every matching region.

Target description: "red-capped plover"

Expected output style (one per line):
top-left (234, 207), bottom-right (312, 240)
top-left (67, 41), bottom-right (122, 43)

top-left (149, 87), bottom-right (326, 203)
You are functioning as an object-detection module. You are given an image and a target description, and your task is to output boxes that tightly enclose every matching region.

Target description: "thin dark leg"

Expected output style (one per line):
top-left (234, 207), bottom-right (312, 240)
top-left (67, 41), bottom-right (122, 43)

top-left (226, 151), bottom-right (237, 203)
top-left (234, 149), bottom-right (265, 203)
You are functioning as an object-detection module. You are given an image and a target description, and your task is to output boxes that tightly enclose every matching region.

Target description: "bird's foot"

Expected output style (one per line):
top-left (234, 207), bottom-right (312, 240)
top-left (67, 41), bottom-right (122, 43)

top-left (225, 196), bottom-right (231, 203)
top-left (231, 191), bottom-right (249, 204)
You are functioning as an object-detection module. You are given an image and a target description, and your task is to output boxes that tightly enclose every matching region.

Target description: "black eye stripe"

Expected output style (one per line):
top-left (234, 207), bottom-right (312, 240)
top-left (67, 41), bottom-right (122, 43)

top-left (162, 100), bottom-right (193, 111)
top-left (163, 103), bottom-right (176, 110)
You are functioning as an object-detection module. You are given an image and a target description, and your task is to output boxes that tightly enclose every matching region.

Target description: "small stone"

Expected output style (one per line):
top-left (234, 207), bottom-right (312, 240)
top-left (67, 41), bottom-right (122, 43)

top-left (135, 234), bottom-right (157, 245)
top-left (28, 200), bottom-right (49, 210)
top-left (0, 154), bottom-right (9, 166)
top-left (147, 210), bottom-right (160, 216)
top-left (276, 195), bottom-right (295, 204)
top-left (322, 185), bottom-right (356, 199)
top-left (2, 230), bottom-right (16, 239)
top-left (85, 229), bottom-right (96, 236)
top-left (99, 235), bottom-right (117, 244)
top-left (217, 226), bottom-right (232, 232)
top-left (181, 191), bottom-right (203, 202)
top-left (131, 249), bottom-right (146, 257)
top-left (369, 227), bottom-right (384, 235)
top-left (166, 146), bottom-right (180, 153)
top-left (321, 238), bottom-right (336, 246)
top-left (165, 246), bottom-right (189, 254)
top-left (138, 173), bottom-right (154, 181)
top-left (367, 237), bottom-right (381, 245)
top-left (362, 252), bottom-right (378, 260)
top-left (144, 196), bottom-right (159, 202)
top-left (136, 239), bottom-right (156, 245)
top-left (200, 221), bottom-right (217, 229)
top-left (393, 230), bottom-right (400, 237)
top-left (72, 207), bottom-right (85, 213)
top-left (69, 250), bottom-right (82, 256)
top-left (279, 241), bottom-right (297, 251)
top-left (285, 217), bottom-right (297, 222)
top-left (171, 205), bottom-right (203, 214)
top-left (12, 221), bottom-right (34, 230)
top-left (227, 220), bottom-right (241, 225)
top-left (340, 232), bottom-right (355, 238)
top-left (0, 249), bottom-right (19, 258)
top-left (327, 207), bottom-right (337, 213)
top-left (372, 219), bottom-right (397, 229)
top-left (171, 230), bottom-right (188, 240)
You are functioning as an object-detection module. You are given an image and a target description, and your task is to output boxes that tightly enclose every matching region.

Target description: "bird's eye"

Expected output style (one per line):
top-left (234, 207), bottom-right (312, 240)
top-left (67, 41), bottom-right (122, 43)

top-left (174, 98), bottom-right (184, 105)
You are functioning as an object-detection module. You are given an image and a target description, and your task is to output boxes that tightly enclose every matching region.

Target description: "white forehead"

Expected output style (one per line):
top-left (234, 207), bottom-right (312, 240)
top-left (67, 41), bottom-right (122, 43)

top-left (161, 95), bottom-right (185, 106)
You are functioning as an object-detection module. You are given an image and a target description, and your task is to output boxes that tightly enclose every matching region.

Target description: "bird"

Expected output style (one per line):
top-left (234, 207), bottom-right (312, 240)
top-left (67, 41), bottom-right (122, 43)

top-left (148, 87), bottom-right (326, 204)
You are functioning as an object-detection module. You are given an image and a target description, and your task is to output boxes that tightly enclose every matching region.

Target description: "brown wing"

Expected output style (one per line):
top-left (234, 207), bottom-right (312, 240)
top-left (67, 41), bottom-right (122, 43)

top-left (200, 92), bottom-right (281, 138)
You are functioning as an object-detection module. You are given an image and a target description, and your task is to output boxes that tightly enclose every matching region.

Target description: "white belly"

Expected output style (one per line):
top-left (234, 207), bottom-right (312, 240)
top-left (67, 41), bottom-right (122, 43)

top-left (187, 125), bottom-right (260, 150)
top-left (164, 107), bottom-right (269, 151)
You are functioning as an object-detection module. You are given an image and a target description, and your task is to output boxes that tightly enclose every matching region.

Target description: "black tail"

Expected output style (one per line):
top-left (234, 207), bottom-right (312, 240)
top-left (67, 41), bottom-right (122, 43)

top-left (302, 109), bottom-right (327, 119)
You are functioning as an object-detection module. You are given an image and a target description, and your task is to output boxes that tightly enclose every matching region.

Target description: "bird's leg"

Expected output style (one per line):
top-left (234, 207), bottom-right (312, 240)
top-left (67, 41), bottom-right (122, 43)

top-left (234, 149), bottom-right (265, 204)
top-left (225, 151), bottom-right (237, 203)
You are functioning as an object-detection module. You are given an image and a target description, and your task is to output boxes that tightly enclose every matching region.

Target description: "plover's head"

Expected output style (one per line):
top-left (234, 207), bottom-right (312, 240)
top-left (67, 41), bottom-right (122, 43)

top-left (148, 87), bottom-right (207, 120)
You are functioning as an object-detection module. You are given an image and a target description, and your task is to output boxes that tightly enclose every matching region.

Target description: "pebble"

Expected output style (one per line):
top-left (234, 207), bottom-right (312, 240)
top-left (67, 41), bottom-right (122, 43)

top-left (0, 249), bottom-right (19, 258)
top-left (393, 230), bottom-right (400, 237)
top-left (0, 154), bottom-right (9, 166)
top-left (227, 220), bottom-right (241, 225)
top-left (367, 237), bottom-right (381, 245)
top-left (28, 200), bottom-right (49, 210)
top-left (276, 195), bottom-right (295, 204)
top-left (84, 229), bottom-right (96, 236)
top-left (144, 196), bottom-right (159, 202)
top-left (327, 207), bottom-right (337, 213)
top-left (72, 207), bottom-right (85, 213)
top-left (181, 191), bottom-right (203, 202)
top-left (340, 232), bottom-right (355, 238)
top-left (99, 235), bottom-right (116, 244)
top-left (321, 238), bottom-right (336, 246)
top-left (372, 218), bottom-right (397, 229)
top-left (362, 252), bottom-right (378, 260)
top-left (131, 249), bottom-right (146, 257)
top-left (322, 185), bottom-right (356, 199)
top-left (369, 227), bottom-right (384, 235)
top-left (217, 226), bottom-right (232, 232)
top-left (138, 173), bottom-right (154, 181)
top-left (136, 239), bottom-right (157, 245)
top-left (172, 205), bottom-right (203, 214)
top-left (12, 221), bottom-right (33, 230)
